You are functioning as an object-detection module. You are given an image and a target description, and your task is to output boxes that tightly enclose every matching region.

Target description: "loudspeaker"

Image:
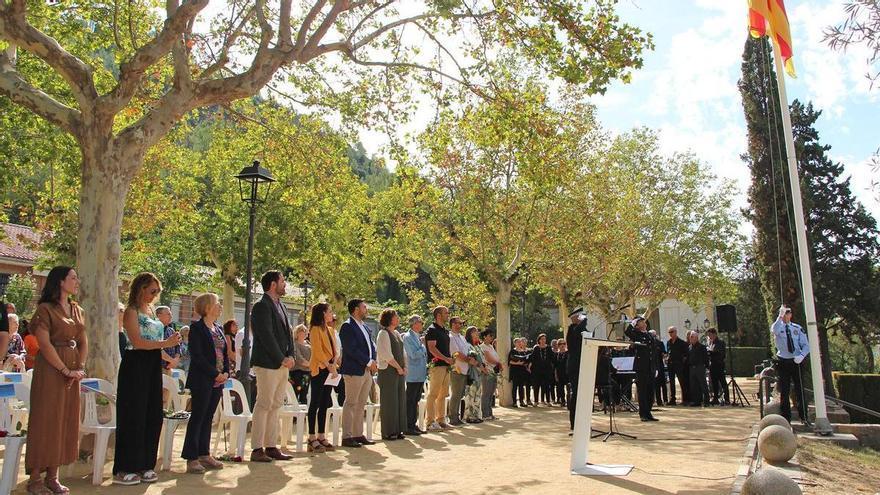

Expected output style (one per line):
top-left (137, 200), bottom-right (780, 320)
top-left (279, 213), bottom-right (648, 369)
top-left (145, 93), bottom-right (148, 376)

top-left (715, 304), bottom-right (737, 333)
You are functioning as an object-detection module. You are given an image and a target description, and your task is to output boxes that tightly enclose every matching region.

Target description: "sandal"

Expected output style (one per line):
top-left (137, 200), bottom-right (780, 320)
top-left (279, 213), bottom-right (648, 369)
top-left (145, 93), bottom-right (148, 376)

top-left (44, 478), bottom-right (69, 494)
top-left (26, 479), bottom-right (52, 495)
top-left (140, 470), bottom-right (159, 483)
top-left (318, 438), bottom-right (335, 451)
top-left (186, 460), bottom-right (206, 474)
top-left (307, 439), bottom-right (326, 453)
top-left (112, 473), bottom-right (141, 486)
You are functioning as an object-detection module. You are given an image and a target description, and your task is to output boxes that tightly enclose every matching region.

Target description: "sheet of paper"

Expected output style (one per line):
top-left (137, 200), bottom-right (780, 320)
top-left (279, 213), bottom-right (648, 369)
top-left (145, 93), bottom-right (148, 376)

top-left (324, 373), bottom-right (342, 387)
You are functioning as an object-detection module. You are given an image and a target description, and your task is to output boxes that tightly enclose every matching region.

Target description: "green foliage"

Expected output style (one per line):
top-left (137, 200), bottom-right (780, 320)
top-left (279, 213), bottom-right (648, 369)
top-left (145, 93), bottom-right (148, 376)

top-left (4, 273), bottom-right (37, 317)
top-left (728, 347), bottom-right (770, 377)
top-left (833, 372), bottom-right (880, 423)
top-left (733, 256), bottom-right (772, 348)
top-left (829, 331), bottom-right (875, 374)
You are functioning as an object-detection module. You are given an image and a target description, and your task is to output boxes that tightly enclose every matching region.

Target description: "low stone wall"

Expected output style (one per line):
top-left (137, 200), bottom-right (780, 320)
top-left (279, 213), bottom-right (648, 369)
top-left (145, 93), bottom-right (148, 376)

top-left (834, 424), bottom-right (880, 450)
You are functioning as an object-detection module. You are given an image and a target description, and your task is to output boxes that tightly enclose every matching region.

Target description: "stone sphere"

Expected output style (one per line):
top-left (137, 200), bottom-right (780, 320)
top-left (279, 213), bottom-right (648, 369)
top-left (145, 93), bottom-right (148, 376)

top-left (758, 424), bottom-right (797, 465)
top-left (764, 399), bottom-right (781, 416)
top-left (742, 468), bottom-right (802, 495)
top-left (759, 414), bottom-right (791, 432)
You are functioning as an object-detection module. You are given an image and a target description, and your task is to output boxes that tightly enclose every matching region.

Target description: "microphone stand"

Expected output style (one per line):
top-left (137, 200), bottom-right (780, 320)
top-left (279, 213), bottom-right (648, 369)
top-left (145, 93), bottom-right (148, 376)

top-left (592, 352), bottom-right (636, 442)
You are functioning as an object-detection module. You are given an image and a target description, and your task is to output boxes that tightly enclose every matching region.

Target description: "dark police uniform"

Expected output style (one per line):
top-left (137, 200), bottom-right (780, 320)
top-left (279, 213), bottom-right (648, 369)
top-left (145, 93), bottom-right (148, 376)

top-left (624, 322), bottom-right (658, 420)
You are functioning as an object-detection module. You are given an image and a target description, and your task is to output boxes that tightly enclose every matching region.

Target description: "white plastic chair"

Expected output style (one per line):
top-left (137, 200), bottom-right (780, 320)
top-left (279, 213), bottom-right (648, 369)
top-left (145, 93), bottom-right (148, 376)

top-left (0, 382), bottom-right (28, 495)
top-left (280, 384), bottom-right (307, 452)
top-left (418, 398), bottom-right (427, 430)
top-left (78, 378), bottom-right (116, 486)
top-left (364, 398), bottom-right (380, 441)
top-left (159, 375), bottom-right (188, 471)
top-left (326, 393), bottom-right (343, 446)
top-left (213, 378), bottom-right (251, 458)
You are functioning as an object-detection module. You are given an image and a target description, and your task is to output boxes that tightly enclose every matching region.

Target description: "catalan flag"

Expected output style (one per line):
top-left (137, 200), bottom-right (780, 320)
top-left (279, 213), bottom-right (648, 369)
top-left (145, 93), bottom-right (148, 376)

top-left (748, 0), bottom-right (796, 77)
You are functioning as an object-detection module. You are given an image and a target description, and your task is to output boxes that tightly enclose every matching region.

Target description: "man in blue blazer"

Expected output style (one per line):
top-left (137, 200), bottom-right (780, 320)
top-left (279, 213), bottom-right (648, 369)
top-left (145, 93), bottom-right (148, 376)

top-left (339, 298), bottom-right (377, 448)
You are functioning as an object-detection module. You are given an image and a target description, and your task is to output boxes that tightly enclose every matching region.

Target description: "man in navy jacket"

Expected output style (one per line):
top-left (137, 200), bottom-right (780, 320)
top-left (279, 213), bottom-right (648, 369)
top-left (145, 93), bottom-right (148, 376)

top-left (339, 299), bottom-right (377, 447)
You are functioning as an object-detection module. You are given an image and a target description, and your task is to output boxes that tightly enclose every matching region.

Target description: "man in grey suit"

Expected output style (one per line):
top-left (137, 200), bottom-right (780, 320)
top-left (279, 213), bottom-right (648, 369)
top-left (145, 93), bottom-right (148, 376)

top-left (249, 271), bottom-right (295, 462)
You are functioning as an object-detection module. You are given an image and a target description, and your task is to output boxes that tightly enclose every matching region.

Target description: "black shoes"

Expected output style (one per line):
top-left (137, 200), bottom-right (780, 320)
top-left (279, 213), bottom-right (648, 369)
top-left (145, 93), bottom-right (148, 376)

top-left (405, 429), bottom-right (424, 436)
top-left (640, 416), bottom-right (659, 422)
top-left (341, 438), bottom-right (362, 448)
top-left (354, 436), bottom-right (376, 445)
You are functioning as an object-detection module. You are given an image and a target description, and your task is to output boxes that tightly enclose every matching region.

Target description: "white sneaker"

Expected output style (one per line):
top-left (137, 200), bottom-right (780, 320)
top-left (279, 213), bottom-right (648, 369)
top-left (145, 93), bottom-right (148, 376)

top-left (427, 421), bottom-right (442, 431)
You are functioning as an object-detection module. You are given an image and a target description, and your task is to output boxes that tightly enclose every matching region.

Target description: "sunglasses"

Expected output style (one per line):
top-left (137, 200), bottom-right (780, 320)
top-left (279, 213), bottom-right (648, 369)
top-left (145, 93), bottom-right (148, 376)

top-left (149, 288), bottom-right (162, 295)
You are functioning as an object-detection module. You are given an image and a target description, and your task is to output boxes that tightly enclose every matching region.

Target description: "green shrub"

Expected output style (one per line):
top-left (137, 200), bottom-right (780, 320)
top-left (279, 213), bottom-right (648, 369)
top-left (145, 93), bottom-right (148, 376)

top-left (833, 373), bottom-right (880, 424)
top-left (728, 347), bottom-right (770, 376)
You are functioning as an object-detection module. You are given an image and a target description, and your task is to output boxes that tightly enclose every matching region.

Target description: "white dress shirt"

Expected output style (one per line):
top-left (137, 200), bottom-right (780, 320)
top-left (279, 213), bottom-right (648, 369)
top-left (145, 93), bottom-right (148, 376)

top-left (449, 331), bottom-right (470, 374)
top-left (352, 317), bottom-right (376, 367)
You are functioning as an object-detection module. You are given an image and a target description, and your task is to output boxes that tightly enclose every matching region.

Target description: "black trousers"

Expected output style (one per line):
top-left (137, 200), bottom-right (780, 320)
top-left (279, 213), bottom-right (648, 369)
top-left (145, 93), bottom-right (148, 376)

top-left (568, 375), bottom-right (578, 430)
top-left (654, 371), bottom-right (668, 405)
top-left (511, 368), bottom-right (528, 404)
top-left (405, 382), bottom-right (423, 431)
top-left (182, 384), bottom-right (222, 460)
top-left (556, 379), bottom-right (569, 405)
top-left (636, 371), bottom-right (655, 418)
top-left (668, 366), bottom-right (688, 404)
top-left (689, 365), bottom-right (710, 405)
top-left (308, 369), bottom-right (332, 435)
top-left (710, 365), bottom-right (729, 403)
top-left (114, 349), bottom-right (163, 475)
top-left (776, 358), bottom-right (806, 422)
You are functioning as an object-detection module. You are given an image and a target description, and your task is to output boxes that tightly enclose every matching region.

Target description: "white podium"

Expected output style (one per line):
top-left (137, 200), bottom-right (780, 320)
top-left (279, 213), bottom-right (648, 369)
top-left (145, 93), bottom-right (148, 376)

top-left (570, 337), bottom-right (633, 476)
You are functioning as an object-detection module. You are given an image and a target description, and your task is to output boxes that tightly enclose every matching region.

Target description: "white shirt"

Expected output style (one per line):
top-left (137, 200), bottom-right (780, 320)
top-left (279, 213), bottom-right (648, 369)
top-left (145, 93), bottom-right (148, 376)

top-left (480, 343), bottom-right (500, 365)
top-left (352, 317), bottom-right (376, 367)
top-left (376, 328), bottom-right (406, 370)
top-left (449, 331), bottom-right (470, 374)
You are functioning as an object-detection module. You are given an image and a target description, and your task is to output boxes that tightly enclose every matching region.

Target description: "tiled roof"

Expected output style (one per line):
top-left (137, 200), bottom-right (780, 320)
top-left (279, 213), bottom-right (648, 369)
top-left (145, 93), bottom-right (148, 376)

top-left (0, 223), bottom-right (41, 263)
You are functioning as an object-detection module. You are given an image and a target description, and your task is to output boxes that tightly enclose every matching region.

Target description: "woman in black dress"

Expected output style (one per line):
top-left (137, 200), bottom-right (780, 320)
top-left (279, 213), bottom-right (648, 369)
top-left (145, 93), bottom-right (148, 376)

top-left (507, 338), bottom-right (531, 407)
top-left (529, 334), bottom-right (554, 406)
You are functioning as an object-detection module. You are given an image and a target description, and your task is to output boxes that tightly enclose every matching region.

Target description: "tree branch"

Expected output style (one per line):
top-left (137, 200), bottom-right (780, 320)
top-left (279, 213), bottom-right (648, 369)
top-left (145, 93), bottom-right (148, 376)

top-left (198, 6), bottom-right (256, 79)
top-left (101, 0), bottom-right (208, 114)
top-left (300, 0), bottom-right (352, 61)
top-left (294, 0), bottom-right (327, 53)
top-left (167, 0), bottom-right (194, 92)
top-left (0, 50), bottom-right (80, 134)
top-left (0, 7), bottom-right (98, 108)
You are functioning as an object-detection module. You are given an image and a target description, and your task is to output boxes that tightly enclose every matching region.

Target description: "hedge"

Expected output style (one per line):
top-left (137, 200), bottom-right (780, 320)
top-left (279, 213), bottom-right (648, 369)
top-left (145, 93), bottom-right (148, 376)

top-left (728, 347), bottom-right (771, 377)
top-left (833, 373), bottom-right (880, 424)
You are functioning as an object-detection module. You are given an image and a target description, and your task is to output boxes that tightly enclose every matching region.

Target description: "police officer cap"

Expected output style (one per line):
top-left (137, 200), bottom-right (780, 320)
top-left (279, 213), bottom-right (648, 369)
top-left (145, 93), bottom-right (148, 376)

top-left (568, 307), bottom-right (585, 318)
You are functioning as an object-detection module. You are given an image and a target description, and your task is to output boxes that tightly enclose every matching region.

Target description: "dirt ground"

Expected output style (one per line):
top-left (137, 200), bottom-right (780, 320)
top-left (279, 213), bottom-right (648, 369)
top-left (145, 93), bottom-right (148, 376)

top-left (798, 439), bottom-right (880, 495)
top-left (5, 397), bottom-right (761, 495)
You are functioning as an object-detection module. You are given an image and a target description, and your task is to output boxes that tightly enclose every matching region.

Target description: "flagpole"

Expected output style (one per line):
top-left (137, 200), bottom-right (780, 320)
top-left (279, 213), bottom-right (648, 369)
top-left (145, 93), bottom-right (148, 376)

top-left (770, 44), bottom-right (833, 435)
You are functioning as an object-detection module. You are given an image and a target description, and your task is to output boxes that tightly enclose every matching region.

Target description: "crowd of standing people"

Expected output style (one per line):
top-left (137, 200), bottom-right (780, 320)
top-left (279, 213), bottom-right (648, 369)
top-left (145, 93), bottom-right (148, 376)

top-left (1, 266), bottom-right (769, 494)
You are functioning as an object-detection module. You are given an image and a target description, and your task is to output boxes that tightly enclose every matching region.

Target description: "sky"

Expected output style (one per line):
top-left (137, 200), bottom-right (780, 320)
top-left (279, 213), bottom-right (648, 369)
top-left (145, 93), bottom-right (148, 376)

top-left (587, 0), bottom-right (880, 224)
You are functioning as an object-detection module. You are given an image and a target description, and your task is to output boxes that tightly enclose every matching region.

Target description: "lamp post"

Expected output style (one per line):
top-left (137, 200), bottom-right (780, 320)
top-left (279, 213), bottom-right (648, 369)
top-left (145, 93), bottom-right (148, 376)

top-left (299, 279), bottom-right (314, 316)
top-left (235, 161), bottom-right (275, 401)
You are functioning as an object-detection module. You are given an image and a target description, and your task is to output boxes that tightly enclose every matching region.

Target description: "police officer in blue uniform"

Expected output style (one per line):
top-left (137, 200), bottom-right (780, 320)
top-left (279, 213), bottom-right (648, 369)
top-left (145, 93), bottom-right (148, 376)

top-left (771, 305), bottom-right (810, 422)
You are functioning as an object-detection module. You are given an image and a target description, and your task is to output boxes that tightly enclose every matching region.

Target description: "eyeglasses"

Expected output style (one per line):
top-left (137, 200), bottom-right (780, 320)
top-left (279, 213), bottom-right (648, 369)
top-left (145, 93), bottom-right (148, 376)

top-left (149, 288), bottom-right (162, 295)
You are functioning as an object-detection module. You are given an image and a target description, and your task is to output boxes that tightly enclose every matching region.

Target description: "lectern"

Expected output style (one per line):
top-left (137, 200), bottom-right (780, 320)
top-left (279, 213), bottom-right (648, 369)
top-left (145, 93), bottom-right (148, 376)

top-left (570, 337), bottom-right (633, 476)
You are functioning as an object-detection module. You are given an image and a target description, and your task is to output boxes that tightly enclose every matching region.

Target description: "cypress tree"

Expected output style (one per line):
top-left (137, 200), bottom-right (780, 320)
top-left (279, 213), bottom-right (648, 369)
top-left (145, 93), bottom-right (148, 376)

top-left (740, 36), bottom-right (880, 392)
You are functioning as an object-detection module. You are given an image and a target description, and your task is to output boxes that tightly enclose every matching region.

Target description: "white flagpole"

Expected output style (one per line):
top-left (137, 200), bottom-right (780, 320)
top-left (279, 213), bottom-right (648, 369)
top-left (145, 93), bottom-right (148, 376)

top-left (770, 44), bottom-right (833, 435)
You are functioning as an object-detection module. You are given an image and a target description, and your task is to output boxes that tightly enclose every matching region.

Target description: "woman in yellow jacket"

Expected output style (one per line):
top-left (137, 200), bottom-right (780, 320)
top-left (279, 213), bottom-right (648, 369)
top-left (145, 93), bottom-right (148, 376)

top-left (307, 302), bottom-right (339, 452)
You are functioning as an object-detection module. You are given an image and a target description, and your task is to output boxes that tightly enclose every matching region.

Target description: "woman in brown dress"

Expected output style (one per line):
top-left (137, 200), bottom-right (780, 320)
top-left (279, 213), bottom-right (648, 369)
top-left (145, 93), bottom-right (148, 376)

top-left (25, 266), bottom-right (87, 495)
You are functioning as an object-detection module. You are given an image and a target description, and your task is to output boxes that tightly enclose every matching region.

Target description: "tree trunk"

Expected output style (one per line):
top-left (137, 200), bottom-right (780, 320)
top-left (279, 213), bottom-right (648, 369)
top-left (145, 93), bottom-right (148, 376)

top-left (556, 285), bottom-right (569, 338)
top-left (495, 281), bottom-right (513, 406)
top-left (863, 339), bottom-right (876, 373)
top-left (222, 278), bottom-right (236, 323)
top-left (817, 327), bottom-right (836, 397)
top-left (76, 142), bottom-right (139, 382)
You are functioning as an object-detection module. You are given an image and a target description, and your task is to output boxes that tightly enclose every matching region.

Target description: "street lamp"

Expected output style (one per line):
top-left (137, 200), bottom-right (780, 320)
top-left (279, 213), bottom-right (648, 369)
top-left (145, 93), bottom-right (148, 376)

top-left (684, 319), bottom-right (691, 331)
top-left (235, 160), bottom-right (275, 400)
top-left (703, 318), bottom-right (711, 330)
top-left (0, 273), bottom-right (10, 333)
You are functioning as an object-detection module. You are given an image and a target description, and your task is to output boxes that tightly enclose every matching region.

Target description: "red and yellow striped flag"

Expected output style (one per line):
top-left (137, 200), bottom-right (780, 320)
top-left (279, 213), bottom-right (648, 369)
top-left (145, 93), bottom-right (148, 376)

top-left (748, 0), bottom-right (796, 77)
